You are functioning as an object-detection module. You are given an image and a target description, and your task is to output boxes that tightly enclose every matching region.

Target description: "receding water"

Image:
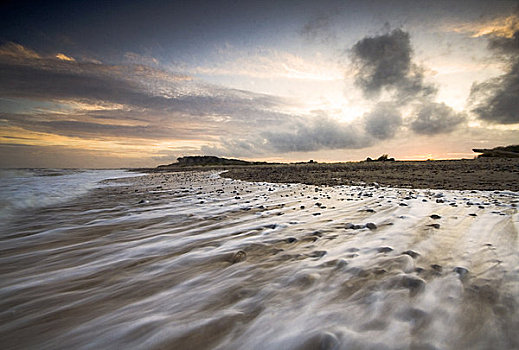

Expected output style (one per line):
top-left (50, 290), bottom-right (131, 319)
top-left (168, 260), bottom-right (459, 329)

top-left (1, 171), bottom-right (518, 349)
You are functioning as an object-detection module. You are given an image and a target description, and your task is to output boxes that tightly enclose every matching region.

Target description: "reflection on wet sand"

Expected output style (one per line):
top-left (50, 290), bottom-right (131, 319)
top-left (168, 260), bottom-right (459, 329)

top-left (1, 171), bottom-right (518, 349)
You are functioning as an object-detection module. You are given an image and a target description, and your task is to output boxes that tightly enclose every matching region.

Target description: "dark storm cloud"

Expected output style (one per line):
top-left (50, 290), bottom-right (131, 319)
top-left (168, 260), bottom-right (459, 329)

top-left (469, 30), bottom-right (519, 124)
top-left (350, 29), bottom-right (436, 102)
top-left (350, 29), bottom-right (467, 135)
top-left (410, 102), bottom-right (465, 135)
top-left (261, 115), bottom-right (370, 153)
top-left (202, 113), bottom-right (373, 157)
top-left (363, 102), bottom-right (402, 140)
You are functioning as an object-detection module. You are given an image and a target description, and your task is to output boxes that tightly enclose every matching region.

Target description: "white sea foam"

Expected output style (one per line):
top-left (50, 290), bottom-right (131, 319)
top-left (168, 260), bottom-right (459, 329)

top-left (0, 171), bottom-right (518, 349)
top-left (0, 169), bottom-right (142, 220)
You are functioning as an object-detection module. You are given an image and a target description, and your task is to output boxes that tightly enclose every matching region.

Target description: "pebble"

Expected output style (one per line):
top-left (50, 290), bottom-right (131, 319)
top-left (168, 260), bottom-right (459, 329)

top-left (430, 214), bottom-right (441, 219)
top-left (377, 247), bottom-right (393, 253)
top-left (366, 222), bottom-right (377, 230)
top-left (402, 250), bottom-right (420, 259)
top-left (397, 275), bottom-right (426, 293)
top-left (431, 264), bottom-right (443, 272)
top-left (309, 250), bottom-right (327, 258)
top-left (454, 266), bottom-right (469, 278)
top-left (230, 250), bottom-right (247, 264)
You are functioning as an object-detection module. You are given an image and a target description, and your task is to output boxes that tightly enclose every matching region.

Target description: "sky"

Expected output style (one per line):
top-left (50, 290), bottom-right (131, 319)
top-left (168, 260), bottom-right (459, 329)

top-left (0, 0), bottom-right (518, 168)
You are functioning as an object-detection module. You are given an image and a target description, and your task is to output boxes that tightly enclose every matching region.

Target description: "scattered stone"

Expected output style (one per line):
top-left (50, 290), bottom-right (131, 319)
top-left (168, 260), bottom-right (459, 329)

top-left (138, 199), bottom-right (146, 204)
top-left (286, 237), bottom-right (297, 243)
top-left (313, 212), bottom-right (321, 216)
top-left (309, 250), bottom-right (327, 258)
top-left (335, 259), bottom-right (348, 268)
top-left (344, 223), bottom-right (354, 229)
top-left (378, 247), bottom-right (393, 253)
top-left (300, 205), bottom-right (305, 209)
top-left (478, 205), bottom-right (485, 209)
top-left (469, 213), bottom-right (477, 217)
top-left (402, 250), bottom-right (420, 259)
top-left (427, 223), bottom-right (441, 229)
top-left (431, 264), bottom-right (443, 272)
top-left (430, 214), bottom-right (441, 219)
top-left (399, 203), bottom-right (408, 207)
top-left (300, 331), bottom-right (340, 350)
top-left (366, 222), bottom-right (377, 230)
top-left (436, 199), bottom-right (445, 203)
top-left (454, 266), bottom-right (469, 278)
top-left (230, 250), bottom-right (247, 264)
top-left (397, 275), bottom-right (426, 294)
top-left (365, 208), bottom-right (376, 213)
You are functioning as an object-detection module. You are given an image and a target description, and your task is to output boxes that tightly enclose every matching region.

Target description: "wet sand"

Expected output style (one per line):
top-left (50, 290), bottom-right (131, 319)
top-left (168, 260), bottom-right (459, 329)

top-left (1, 171), bottom-right (518, 349)
top-left (223, 158), bottom-right (519, 191)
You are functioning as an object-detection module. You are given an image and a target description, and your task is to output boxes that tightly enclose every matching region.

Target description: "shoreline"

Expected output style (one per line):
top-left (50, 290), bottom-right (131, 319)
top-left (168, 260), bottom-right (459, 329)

top-left (144, 158), bottom-right (519, 191)
top-left (2, 170), bottom-right (518, 349)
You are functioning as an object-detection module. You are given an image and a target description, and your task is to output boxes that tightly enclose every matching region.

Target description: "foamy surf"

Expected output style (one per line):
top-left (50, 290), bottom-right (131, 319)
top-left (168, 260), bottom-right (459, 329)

top-left (0, 169), bottom-right (143, 221)
top-left (1, 171), bottom-right (518, 349)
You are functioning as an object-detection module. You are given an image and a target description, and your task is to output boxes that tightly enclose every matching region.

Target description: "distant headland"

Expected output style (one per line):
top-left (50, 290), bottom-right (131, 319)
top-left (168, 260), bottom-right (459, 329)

top-left (146, 145), bottom-right (519, 191)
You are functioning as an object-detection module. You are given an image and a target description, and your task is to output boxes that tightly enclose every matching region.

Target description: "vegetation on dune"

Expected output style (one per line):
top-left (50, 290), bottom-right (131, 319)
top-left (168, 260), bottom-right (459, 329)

top-left (473, 145), bottom-right (519, 158)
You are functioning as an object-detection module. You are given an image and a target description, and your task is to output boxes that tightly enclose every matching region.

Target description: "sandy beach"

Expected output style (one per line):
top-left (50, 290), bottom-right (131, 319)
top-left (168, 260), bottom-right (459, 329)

top-left (222, 158), bottom-right (519, 191)
top-left (1, 170), bottom-right (518, 349)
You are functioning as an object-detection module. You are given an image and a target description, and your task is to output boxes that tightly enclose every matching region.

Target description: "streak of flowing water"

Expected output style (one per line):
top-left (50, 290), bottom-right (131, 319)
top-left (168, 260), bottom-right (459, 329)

top-left (1, 171), bottom-right (518, 349)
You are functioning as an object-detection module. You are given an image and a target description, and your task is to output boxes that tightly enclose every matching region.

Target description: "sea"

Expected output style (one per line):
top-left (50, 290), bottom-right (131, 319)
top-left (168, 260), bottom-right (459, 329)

top-left (1, 169), bottom-right (518, 349)
top-left (0, 169), bottom-right (142, 221)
